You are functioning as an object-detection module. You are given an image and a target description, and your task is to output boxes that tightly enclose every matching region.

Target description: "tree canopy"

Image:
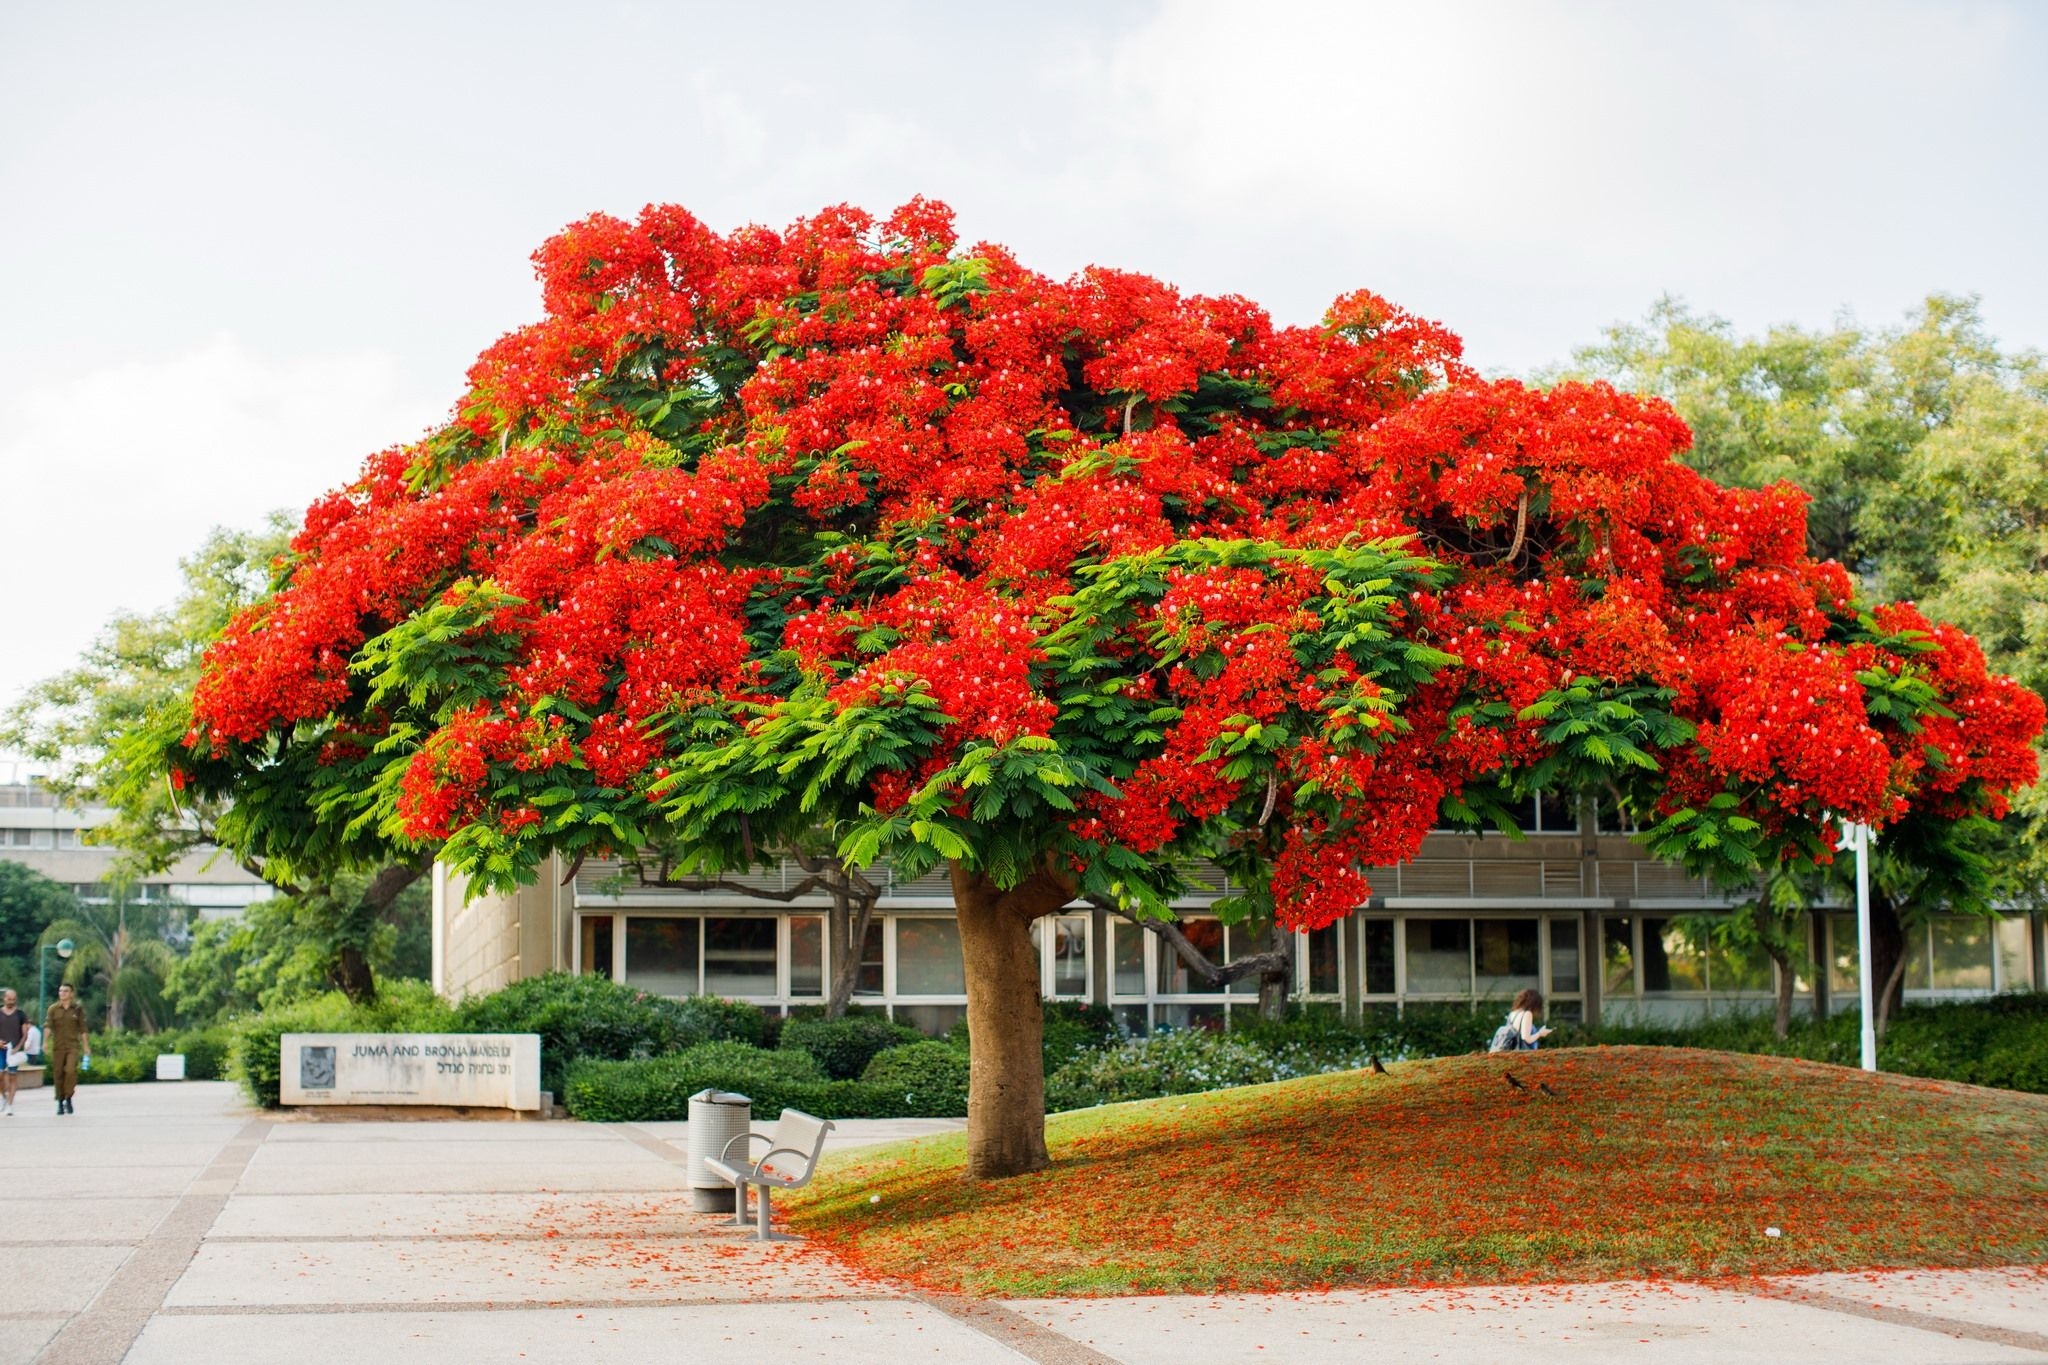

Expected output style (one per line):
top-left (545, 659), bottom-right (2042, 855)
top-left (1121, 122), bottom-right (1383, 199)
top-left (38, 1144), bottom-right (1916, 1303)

top-left (165, 200), bottom-right (2041, 1174)
top-left (1561, 296), bottom-right (2048, 1022)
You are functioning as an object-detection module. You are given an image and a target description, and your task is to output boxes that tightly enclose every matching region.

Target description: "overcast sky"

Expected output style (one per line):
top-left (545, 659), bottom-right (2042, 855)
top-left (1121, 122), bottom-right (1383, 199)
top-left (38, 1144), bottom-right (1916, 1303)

top-left (1, 0), bottom-right (2043, 724)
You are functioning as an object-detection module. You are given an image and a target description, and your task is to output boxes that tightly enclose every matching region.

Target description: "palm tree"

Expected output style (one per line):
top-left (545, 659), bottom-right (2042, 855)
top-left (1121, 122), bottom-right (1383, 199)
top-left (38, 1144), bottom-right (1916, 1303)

top-left (39, 888), bottom-right (179, 1033)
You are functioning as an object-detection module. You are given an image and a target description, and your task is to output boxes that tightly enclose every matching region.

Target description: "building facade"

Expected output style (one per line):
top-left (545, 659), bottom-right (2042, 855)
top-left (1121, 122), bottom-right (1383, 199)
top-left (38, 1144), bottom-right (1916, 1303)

top-left (0, 779), bottom-right (272, 920)
top-left (434, 799), bottom-right (2048, 1031)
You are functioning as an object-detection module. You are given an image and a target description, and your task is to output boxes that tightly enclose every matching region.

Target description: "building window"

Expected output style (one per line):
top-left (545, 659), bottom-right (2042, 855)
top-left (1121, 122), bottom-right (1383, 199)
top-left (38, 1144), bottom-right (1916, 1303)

top-left (703, 917), bottom-right (777, 996)
top-left (55, 829), bottom-right (82, 849)
top-left (1474, 918), bottom-right (1540, 997)
top-left (1639, 918), bottom-right (1706, 992)
top-left (3, 830), bottom-right (28, 847)
top-left (580, 916), bottom-right (615, 979)
top-left (1603, 917), bottom-right (1636, 996)
top-left (1303, 923), bottom-right (1341, 996)
top-left (1929, 918), bottom-right (1993, 992)
top-left (1036, 914), bottom-right (1089, 997)
top-left (788, 916), bottom-right (825, 997)
top-left (1996, 918), bottom-right (2034, 992)
top-left (895, 918), bottom-right (965, 996)
top-left (1158, 918), bottom-right (1230, 995)
top-left (1405, 918), bottom-right (1472, 995)
top-left (1549, 918), bottom-right (1581, 994)
top-left (854, 921), bottom-right (885, 996)
top-left (625, 917), bottom-right (699, 996)
top-left (1361, 918), bottom-right (1395, 995)
top-left (1707, 936), bottom-right (1773, 993)
top-left (1112, 920), bottom-right (1146, 996)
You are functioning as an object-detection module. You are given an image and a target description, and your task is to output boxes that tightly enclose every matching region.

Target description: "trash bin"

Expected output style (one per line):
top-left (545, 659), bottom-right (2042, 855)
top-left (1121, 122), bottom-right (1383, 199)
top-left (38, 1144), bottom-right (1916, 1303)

top-left (686, 1089), bottom-right (752, 1213)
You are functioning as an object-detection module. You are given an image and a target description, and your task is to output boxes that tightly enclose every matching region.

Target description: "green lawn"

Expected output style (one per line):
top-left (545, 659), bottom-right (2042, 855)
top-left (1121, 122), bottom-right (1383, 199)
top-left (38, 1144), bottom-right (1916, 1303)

top-left (787, 1047), bottom-right (2048, 1297)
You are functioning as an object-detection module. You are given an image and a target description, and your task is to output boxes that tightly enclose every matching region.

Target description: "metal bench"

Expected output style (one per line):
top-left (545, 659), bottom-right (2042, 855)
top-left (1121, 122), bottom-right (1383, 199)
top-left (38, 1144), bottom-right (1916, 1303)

top-left (704, 1108), bottom-right (835, 1241)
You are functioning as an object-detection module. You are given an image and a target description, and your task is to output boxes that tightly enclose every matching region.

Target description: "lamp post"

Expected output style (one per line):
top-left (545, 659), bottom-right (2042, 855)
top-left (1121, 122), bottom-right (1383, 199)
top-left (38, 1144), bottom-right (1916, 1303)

top-left (1835, 821), bottom-right (1878, 1072)
top-left (37, 938), bottom-right (74, 1028)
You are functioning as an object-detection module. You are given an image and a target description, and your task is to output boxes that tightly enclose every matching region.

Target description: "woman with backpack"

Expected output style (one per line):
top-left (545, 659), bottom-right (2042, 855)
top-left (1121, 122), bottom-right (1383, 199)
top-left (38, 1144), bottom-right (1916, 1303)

top-left (1489, 988), bottom-right (1553, 1053)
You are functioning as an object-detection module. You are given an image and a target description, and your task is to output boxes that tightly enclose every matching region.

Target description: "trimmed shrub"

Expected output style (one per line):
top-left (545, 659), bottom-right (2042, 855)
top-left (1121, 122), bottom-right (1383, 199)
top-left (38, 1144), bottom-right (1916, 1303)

top-left (75, 1025), bottom-right (235, 1084)
top-left (453, 972), bottom-right (732, 1096)
top-left (232, 982), bottom-right (455, 1108)
top-left (861, 1041), bottom-right (970, 1117)
top-left (1048, 1027), bottom-right (1373, 1110)
top-left (674, 993), bottom-right (769, 1048)
top-left (953, 999), bottom-right (1120, 1075)
top-left (780, 1014), bottom-right (922, 1080)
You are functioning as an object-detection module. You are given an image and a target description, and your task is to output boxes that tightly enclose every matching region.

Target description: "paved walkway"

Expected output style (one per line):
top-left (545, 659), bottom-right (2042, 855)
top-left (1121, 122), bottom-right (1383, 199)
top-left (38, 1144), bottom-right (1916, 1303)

top-left (3, 1081), bottom-right (2045, 1363)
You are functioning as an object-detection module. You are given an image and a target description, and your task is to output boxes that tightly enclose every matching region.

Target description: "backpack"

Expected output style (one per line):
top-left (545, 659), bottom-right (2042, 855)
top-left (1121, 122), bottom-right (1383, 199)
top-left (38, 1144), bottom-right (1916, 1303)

top-left (1488, 1019), bottom-right (1522, 1054)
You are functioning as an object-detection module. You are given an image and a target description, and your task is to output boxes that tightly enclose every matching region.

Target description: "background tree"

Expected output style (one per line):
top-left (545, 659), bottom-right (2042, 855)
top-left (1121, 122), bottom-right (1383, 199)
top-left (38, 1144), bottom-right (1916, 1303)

top-left (2, 520), bottom-right (431, 1004)
top-left (162, 872), bottom-right (433, 1025)
top-left (39, 889), bottom-right (178, 1032)
top-left (169, 202), bottom-right (2039, 1179)
top-left (0, 863), bottom-right (80, 1000)
top-left (1559, 295), bottom-right (2048, 1021)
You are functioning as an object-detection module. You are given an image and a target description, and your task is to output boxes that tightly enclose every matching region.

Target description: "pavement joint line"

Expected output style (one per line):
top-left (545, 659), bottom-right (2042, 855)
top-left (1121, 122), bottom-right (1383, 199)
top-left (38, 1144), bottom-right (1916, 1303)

top-left (154, 1293), bottom-right (911, 1316)
top-left (5, 1240), bottom-right (142, 1249)
top-left (615, 1123), bottom-right (690, 1165)
top-left (1747, 1281), bottom-right (2048, 1356)
top-left (200, 1228), bottom-right (770, 1244)
top-left (915, 1294), bottom-right (1123, 1365)
top-left (34, 1116), bottom-right (270, 1365)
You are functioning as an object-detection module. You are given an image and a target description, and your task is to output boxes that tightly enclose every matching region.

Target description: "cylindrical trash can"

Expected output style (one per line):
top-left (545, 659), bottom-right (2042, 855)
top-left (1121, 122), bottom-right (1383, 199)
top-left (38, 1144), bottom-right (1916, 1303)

top-left (686, 1089), bottom-right (753, 1213)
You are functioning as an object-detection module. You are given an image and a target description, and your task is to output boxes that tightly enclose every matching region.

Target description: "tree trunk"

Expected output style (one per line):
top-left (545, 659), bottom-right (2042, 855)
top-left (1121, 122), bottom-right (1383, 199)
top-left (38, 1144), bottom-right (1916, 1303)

top-left (952, 861), bottom-right (1074, 1180)
top-left (334, 942), bottom-right (377, 1005)
top-left (1257, 921), bottom-right (1291, 1022)
top-left (1770, 945), bottom-right (1794, 1040)
top-left (825, 889), bottom-right (876, 1020)
top-left (1874, 931), bottom-right (1913, 1043)
top-left (1868, 893), bottom-right (1907, 1034)
top-left (332, 860), bottom-right (428, 1006)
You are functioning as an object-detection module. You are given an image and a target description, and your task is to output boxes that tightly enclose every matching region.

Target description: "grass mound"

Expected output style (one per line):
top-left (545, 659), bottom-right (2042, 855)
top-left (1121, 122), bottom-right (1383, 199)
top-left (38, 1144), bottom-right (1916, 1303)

top-left (787, 1047), bottom-right (2048, 1297)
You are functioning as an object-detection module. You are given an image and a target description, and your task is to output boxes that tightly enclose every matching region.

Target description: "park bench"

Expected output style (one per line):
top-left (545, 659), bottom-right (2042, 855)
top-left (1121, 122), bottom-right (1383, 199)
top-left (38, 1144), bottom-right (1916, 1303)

top-left (705, 1108), bottom-right (835, 1240)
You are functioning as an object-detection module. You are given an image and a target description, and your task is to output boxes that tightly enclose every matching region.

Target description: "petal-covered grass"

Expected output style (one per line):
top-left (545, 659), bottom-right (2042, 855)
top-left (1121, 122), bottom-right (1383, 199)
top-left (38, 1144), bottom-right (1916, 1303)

top-left (786, 1047), bottom-right (2048, 1298)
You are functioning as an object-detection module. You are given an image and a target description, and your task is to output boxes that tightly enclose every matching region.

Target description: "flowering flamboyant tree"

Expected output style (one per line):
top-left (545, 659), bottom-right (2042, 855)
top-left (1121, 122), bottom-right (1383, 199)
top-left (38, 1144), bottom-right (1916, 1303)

top-left (171, 200), bottom-right (2042, 1177)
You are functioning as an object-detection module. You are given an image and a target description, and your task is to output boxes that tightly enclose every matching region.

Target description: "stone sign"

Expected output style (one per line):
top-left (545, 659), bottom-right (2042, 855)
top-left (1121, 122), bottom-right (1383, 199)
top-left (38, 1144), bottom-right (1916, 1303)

top-left (280, 1033), bottom-right (542, 1110)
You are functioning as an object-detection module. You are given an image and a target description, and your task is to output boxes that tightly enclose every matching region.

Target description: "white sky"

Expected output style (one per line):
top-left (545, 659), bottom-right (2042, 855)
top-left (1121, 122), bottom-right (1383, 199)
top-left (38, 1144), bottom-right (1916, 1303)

top-left (1, 0), bottom-right (2043, 720)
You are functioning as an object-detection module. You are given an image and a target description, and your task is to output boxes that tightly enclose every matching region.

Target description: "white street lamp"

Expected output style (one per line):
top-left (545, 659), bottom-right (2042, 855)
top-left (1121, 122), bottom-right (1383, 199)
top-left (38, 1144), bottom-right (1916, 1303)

top-left (1835, 819), bottom-right (1878, 1072)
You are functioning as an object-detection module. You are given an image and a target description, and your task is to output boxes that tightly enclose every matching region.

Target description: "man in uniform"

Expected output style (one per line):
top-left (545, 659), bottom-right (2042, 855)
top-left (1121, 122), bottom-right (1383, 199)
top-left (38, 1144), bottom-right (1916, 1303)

top-left (0, 990), bottom-right (26, 1115)
top-left (44, 983), bottom-right (88, 1116)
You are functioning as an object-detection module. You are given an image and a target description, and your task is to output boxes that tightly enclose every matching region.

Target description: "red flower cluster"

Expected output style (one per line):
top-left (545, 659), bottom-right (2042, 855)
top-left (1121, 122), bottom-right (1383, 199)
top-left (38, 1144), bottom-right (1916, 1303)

top-left (184, 198), bottom-right (2042, 924)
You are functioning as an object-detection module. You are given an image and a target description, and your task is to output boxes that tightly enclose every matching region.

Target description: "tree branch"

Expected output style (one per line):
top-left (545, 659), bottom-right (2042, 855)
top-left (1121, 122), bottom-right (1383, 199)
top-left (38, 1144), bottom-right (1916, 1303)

top-left (1092, 898), bottom-right (1291, 985)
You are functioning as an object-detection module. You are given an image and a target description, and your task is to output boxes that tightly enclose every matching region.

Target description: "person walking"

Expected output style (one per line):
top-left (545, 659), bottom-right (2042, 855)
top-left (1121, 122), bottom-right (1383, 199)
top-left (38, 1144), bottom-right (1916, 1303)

top-left (1489, 988), bottom-right (1554, 1053)
top-left (44, 983), bottom-right (88, 1116)
top-left (0, 991), bottom-right (26, 1115)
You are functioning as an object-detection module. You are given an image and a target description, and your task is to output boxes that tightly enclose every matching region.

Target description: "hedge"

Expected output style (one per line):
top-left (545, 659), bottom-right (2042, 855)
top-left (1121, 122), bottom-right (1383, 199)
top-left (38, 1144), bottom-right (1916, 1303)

top-left (231, 982), bottom-right (455, 1108)
top-left (562, 1041), bottom-right (912, 1122)
top-left (861, 1040), bottom-right (970, 1117)
top-left (453, 973), bottom-right (764, 1095)
top-left (77, 1025), bottom-right (234, 1084)
top-left (779, 1014), bottom-right (922, 1080)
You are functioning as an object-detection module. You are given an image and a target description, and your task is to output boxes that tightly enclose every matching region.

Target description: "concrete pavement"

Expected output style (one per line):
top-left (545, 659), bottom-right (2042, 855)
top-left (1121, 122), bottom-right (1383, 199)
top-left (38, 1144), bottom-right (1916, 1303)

top-left (3, 1079), bottom-right (2044, 1363)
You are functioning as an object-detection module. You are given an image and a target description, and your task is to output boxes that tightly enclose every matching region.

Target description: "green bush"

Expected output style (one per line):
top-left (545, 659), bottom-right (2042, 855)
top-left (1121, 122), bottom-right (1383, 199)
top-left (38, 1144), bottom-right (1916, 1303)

top-left (453, 972), bottom-right (742, 1096)
top-left (861, 1041), bottom-right (970, 1117)
top-left (232, 982), bottom-right (454, 1108)
top-left (74, 1025), bottom-right (235, 1084)
top-left (779, 1014), bottom-right (922, 1080)
top-left (952, 999), bottom-right (1120, 1075)
top-left (1048, 1026), bottom-right (1374, 1110)
top-left (674, 993), bottom-right (769, 1048)
top-left (560, 1038), bottom-right (955, 1122)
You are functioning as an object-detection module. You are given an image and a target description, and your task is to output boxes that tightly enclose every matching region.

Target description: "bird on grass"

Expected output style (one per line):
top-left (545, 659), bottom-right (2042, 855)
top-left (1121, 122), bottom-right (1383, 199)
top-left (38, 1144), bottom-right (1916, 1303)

top-left (1504, 1071), bottom-right (1528, 1092)
top-left (1369, 1055), bottom-right (1387, 1076)
top-left (1538, 1081), bottom-right (1560, 1098)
